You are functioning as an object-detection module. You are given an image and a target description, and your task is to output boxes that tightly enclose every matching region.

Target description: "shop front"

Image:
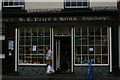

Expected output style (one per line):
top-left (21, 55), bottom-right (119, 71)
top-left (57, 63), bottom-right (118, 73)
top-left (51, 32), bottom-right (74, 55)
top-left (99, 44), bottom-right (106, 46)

top-left (2, 11), bottom-right (118, 77)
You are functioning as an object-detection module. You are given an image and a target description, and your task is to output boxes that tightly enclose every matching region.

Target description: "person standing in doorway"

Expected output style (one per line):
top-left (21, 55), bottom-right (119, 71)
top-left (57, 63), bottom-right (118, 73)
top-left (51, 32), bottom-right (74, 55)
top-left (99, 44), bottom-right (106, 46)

top-left (45, 46), bottom-right (54, 74)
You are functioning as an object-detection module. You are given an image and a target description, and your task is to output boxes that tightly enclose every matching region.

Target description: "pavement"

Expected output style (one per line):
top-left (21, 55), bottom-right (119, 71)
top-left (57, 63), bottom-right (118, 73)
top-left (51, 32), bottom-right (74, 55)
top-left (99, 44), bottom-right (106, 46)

top-left (1, 73), bottom-right (120, 80)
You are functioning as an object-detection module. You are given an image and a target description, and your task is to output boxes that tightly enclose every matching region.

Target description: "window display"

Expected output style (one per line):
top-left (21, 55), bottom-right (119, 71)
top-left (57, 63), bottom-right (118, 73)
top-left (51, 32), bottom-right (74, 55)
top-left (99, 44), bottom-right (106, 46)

top-left (75, 27), bottom-right (109, 65)
top-left (19, 27), bottom-right (50, 65)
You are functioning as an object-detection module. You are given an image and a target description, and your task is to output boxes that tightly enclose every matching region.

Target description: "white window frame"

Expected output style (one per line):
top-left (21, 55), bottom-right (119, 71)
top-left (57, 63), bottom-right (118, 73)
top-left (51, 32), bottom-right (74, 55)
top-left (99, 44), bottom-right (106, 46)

top-left (65, 0), bottom-right (88, 8)
top-left (74, 27), bottom-right (110, 66)
top-left (18, 27), bottom-right (51, 66)
top-left (2, 0), bottom-right (24, 7)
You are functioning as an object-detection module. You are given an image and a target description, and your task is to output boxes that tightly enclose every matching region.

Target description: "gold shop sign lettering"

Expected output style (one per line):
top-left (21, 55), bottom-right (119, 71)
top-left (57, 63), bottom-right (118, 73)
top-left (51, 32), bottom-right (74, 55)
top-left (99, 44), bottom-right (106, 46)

top-left (3, 16), bottom-right (111, 22)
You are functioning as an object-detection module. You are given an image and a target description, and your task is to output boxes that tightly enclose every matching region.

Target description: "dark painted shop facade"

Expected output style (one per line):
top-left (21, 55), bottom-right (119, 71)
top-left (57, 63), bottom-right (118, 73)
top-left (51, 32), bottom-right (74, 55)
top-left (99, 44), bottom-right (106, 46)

top-left (2, 9), bottom-right (119, 77)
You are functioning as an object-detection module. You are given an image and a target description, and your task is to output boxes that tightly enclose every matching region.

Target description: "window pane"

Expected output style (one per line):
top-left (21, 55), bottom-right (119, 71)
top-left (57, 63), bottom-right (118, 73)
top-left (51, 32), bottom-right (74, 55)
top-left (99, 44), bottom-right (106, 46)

top-left (75, 27), bottom-right (81, 36)
top-left (102, 46), bottom-right (108, 54)
top-left (95, 56), bottom-right (101, 64)
top-left (9, 2), bottom-right (13, 6)
top-left (95, 46), bottom-right (101, 54)
top-left (45, 28), bottom-right (50, 36)
top-left (26, 37), bottom-right (31, 45)
top-left (89, 46), bottom-right (94, 54)
top-left (75, 56), bottom-right (81, 64)
top-left (66, 2), bottom-right (70, 6)
top-left (95, 27), bottom-right (101, 35)
top-left (45, 37), bottom-right (50, 45)
top-left (19, 46), bottom-right (24, 54)
top-left (14, 2), bottom-right (19, 5)
top-left (38, 37), bottom-right (44, 45)
top-left (32, 28), bottom-right (37, 36)
top-left (75, 46), bottom-right (81, 54)
top-left (83, 2), bottom-right (87, 6)
top-left (82, 27), bottom-right (87, 35)
top-left (102, 55), bottom-right (108, 64)
top-left (26, 46), bottom-right (32, 54)
top-left (77, 2), bottom-right (82, 6)
top-left (82, 56), bottom-right (88, 64)
top-left (102, 27), bottom-right (107, 35)
top-left (75, 37), bottom-right (81, 45)
top-left (4, 2), bottom-right (9, 6)
top-left (89, 27), bottom-right (94, 35)
top-left (19, 37), bottom-right (25, 45)
top-left (26, 28), bottom-right (31, 36)
top-left (95, 37), bottom-right (101, 45)
top-left (54, 27), bottom-right (71, 35)
top-left (102, 36), bottom-right (108, 45)
top-left (19, 55), bottom-right (24, 63)
top-left (89, 56), bottom-right (95, 63)
top-left (20, 28), bottom-right (25, 36)
top-left (89, 37), bottom-right (94, 45)
top-left (71, 2), bottom-right (76, 6)
top-left (82, 46), bottom-right (87, 54)
top-left (32, 37), bottom-right (37, 45)
top-left (82, 37), bottom-right (87, 45)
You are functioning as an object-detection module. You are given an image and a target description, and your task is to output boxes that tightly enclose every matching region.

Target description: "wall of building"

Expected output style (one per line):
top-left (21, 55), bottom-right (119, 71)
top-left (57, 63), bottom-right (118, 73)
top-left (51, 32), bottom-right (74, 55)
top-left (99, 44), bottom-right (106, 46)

top-left (17, 66), bottom-right (109, 77)
top-left (90, 0), bottom-right (117, 10)
top-left (0, 0), bottom-right (1, 11)
top-left (25, 0), bottom-right (64, 10)
top-left (25, 0), bottom-right (117, 10)
top-left (119, 25), bottom-right (120, 70)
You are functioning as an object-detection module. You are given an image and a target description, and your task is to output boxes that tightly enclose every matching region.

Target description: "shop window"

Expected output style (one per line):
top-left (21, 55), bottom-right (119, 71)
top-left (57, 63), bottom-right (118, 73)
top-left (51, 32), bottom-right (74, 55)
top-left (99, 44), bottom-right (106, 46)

top-left (19, 27), bottom-right (50, 65)
top-left (75, 27), bottom-right (109, 65)
top-left (65, 0), bottom-right (88, 8)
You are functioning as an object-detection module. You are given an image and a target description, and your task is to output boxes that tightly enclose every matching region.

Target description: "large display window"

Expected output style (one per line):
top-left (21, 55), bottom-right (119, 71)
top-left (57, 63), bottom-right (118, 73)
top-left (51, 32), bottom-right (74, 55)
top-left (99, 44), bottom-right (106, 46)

top-left (75, 27), bottom-right (109, 66)
top-left (18, 27), bottom-right (50, 65)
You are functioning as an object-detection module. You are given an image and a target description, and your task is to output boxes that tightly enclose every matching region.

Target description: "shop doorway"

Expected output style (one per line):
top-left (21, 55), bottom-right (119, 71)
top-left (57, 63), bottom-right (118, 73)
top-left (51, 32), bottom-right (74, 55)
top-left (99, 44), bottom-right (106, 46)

top-left (54, 37), bottom-right (71, 73)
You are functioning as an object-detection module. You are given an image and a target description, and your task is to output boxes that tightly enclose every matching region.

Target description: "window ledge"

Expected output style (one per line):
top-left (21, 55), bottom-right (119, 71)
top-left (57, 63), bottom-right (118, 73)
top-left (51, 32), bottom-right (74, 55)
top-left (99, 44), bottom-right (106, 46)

top-left (74, 64), bottom-right (109, 66)
top-left (18, 64), bottom-right (47, 66)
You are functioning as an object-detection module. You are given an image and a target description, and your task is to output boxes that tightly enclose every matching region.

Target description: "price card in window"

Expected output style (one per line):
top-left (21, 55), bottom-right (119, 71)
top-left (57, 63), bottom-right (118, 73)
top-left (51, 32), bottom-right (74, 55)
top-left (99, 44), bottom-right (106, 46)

top-left (33, 46), bottom-right (36, 51)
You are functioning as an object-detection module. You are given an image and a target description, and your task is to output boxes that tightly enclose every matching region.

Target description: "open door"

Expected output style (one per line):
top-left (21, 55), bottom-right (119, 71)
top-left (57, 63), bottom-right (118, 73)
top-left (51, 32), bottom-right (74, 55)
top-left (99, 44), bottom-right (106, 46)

top-left (54, 37), bottom-right (71, 73)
